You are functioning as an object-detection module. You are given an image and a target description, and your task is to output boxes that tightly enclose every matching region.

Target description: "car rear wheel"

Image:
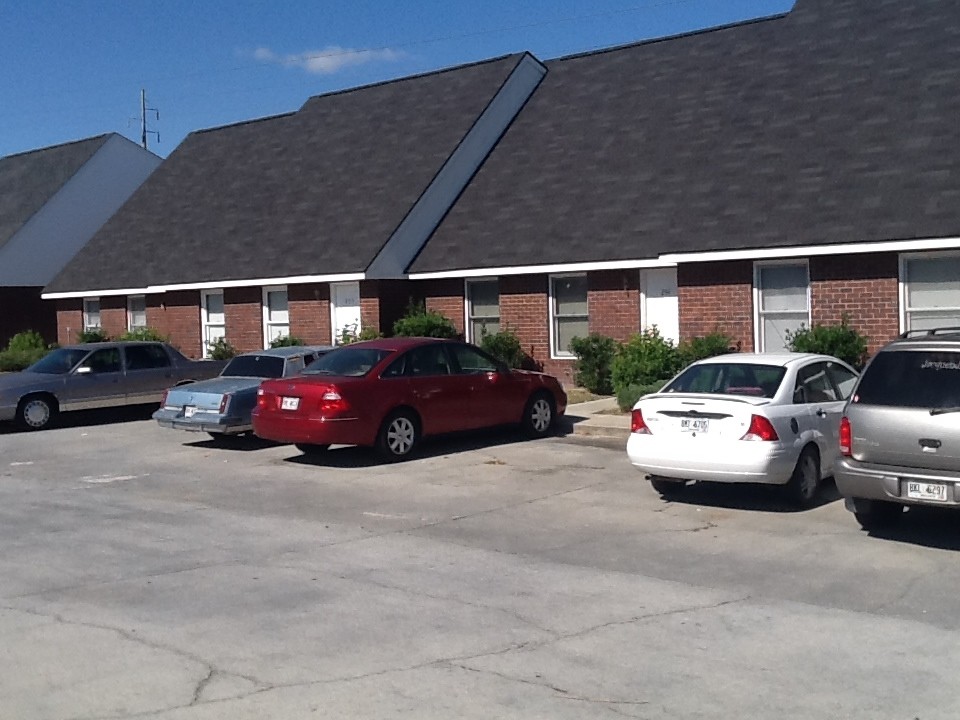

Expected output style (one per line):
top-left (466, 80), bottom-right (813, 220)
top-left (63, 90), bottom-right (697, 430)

top-left (16, 395), bottom-right (58, 431)
top-left (521, 392), bottom-right (555, 438)
top-left (650, 476), bottom-right (687, 497)
top-left (295, 443), bottom-right (330, 456)
top-left (377, 411), bottom-right (419, 461)
top-left (851, 498), bottom-right (904, 531)
top-left (786, 446), bottom-right (821, 508)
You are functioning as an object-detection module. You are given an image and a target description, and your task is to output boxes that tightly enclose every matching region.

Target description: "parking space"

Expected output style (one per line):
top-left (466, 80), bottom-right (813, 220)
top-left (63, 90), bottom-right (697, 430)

top-left (3, 417), bottom-right (960, 719)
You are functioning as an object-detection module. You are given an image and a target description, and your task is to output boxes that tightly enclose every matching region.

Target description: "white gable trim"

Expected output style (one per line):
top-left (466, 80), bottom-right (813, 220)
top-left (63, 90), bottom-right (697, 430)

top-left (409, 258), bottom-right (676, 280)
top-left (660, 237), bottom-right (960, 264)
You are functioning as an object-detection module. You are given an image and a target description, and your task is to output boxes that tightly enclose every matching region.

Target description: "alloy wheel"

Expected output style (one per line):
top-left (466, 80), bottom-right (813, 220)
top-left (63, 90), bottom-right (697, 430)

top-left (386, 416), bottom-right (416, 456)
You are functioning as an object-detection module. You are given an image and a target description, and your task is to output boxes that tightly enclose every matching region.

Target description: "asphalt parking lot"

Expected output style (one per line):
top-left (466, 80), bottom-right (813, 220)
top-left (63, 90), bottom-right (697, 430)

top-left (2, 410), bottom-right (960, 719)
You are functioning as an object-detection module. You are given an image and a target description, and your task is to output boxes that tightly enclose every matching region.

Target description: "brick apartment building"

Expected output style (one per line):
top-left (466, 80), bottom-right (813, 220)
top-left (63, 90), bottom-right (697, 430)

top-left (45, 0), bottom-right (960, 388)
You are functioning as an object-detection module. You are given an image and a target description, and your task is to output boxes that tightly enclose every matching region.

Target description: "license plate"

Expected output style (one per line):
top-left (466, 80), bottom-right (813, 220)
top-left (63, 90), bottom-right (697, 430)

top-left (906, 481), bottom-right (948, 502)
top-left (184, 406), bottom-right (197, 418)
top-left (281, 396), bottom-right (300, 411)
top-left (680, 418), bottom-right (709, 433)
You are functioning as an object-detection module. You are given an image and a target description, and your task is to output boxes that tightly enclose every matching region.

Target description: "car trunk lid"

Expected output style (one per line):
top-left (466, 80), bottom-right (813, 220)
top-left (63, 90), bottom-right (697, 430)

top-left (639, 394), bottom-right (769, 441)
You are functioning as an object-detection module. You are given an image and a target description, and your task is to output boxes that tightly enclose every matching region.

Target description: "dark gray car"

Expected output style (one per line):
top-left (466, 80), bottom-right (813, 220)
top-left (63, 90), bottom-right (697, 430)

top-left (0, 342), bottom-right (225, 431)
top-left (153, 346), bottom-right (331, 437)
top-left (835, 328), bottom-right (960, 530)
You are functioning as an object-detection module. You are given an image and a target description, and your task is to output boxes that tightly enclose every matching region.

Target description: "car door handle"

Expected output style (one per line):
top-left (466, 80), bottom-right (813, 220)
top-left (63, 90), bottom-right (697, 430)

top-left (815, 409), bottom-right (827, 418)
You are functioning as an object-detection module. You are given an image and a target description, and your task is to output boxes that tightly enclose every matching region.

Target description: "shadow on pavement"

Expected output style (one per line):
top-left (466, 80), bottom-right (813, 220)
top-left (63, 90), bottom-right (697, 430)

top-left (649, 477), bottom-right (843, 513)
top-left (863, 506), bottom-right (960, 551)
top-left (0, 404), bottom-right (159, 434)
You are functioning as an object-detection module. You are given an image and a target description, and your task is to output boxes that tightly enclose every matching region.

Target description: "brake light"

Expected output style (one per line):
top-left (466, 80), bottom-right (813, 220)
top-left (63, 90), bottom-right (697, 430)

top-left (740, 414), bottom-right (779, 441)
top-left (839, 416), bottom-right (852, 456)
top-left (219, 393), bottom-right (232, 414)
top-left (319, 388), bottom-right (350, 416)
top-left (160, 389), bottom-right (169, 407)
top-left (257, 387), bottom-right (267, 408)
top-left (631, 409), bottom-right (652, 435)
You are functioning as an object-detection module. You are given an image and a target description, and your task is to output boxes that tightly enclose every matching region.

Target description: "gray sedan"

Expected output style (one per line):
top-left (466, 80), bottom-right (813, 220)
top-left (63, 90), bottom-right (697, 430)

top-left (0, 342), bottom-right (226, 431)
top-left (153, 346), bottom-right (331, 437)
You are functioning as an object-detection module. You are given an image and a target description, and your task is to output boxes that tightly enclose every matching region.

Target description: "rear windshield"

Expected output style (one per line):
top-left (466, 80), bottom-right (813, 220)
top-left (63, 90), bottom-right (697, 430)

top-left (853, 350), bottom-right (960, 409)
top-left (662, 363), bottom-right (786, 399)
top-left (27, 348), bottom-right (91, 375)
top-left (301, 347), bottom-right (392, 377)
top-left (222, 354), bottom-right (285, 378)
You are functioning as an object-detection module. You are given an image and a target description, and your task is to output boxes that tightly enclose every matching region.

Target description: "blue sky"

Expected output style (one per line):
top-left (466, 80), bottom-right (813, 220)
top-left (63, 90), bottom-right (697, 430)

top-left (0, 0), bottom-right (793, 159)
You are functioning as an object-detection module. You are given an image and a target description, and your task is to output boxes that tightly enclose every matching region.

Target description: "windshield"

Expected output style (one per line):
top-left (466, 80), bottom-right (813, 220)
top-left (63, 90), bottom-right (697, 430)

top-left (663, 362), bottom-right (786, 399)
top-left (27, 348), bottom-right (90, 375)
top-left (301, 347), bottom-right (392, 377)
top-left (853, 350), bottom-right (960, 409)
top-left (222, 354), bottom-right (285, 379)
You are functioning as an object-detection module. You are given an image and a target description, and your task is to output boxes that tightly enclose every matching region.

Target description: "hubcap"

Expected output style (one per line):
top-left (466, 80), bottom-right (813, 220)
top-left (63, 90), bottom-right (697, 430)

top-left (24, 400), bottom-right (50, 428)
top-left (530, 398), bottom-right (552, 432)
top-left (387, 417), bottom-right (415, 455)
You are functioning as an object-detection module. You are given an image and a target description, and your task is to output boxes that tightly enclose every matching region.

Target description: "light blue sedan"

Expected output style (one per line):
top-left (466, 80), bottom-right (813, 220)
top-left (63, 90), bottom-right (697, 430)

top-left (153, 346), bottom-right (331, 437)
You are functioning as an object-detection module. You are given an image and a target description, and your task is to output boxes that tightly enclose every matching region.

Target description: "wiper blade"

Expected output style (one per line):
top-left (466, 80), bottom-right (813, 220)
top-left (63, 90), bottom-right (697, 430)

top-left (930, 406), bottom-right (960, 416)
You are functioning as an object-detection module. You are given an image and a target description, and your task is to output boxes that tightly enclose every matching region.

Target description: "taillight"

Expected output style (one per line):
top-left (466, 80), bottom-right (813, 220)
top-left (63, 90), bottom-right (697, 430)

top-left (740, 414), bottom-right (779, 441)
top-left (319, 388), bottom-right (350, 416)
top-left (631, 409), bottom-right (652, 435)
top-left (219, 393), bottom-right (232, 414)
top-left (160, 389), bottom-right (169, 407)
top-left (257, 387), bottom-right (267, 408)
top-left (839, 416), bottom-right (852, 456)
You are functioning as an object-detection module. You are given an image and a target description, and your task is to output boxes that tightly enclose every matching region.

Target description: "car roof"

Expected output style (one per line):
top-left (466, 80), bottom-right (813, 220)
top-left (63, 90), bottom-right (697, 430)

top-left (59, 341), bottom-right (163, 350)
top-left (341, 337), bottom-right (453, 352)
top-left (693, 352), bottom-right (837, 367)
top-left (241, 345), bottom-right (334, 358)
top-left (884, 329), bottom-right (960, 351)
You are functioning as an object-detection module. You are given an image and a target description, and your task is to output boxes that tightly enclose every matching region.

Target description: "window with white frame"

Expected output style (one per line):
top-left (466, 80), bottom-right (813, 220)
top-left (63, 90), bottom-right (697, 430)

top-left (262, 287), bottom-right (289, 347)
top-left (550, 274), bottom-right (588, 357)
top-left (83, 298), bottom-right (101, 331)
top-left (466, 279), bottom-right (500, 342)
top-left (755, 262), bottom-right (810, 352)
top-left (901, 254), bottom-right (960, 331)
top-left (127, 295), bottom-right (147, 331)
top-left (201, 291), bottom-right (226, 357)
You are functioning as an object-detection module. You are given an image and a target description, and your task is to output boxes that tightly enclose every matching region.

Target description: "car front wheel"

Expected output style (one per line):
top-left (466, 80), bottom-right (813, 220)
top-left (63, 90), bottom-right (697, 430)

top-left (16, 395), bottom-right (58, 431)
top-left (377, 410), bottom-right (419, 461)
top-left (521, 392), bottom-right (554, 438)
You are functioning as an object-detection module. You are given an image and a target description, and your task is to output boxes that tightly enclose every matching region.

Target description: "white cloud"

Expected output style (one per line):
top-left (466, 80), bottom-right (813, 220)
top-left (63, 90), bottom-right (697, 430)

top-left (253, 45), bottom-right (404, 75)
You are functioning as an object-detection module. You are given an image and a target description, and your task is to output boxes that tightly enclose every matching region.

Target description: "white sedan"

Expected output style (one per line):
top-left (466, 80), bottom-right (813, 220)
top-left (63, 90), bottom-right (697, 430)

top-left (626, 353), bottom-right (858, 506)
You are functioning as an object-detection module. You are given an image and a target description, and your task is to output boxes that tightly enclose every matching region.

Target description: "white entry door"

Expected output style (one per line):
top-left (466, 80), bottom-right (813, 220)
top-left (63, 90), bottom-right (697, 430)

top-left (330, 282), bottom-right (362, 344)
top-left (641, 268), bottom-right (679, 344)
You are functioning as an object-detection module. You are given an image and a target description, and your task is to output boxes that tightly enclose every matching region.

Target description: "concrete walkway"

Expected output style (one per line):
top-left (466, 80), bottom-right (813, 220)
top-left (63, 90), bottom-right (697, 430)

top-left (563, 396), bottom-right (630, 441)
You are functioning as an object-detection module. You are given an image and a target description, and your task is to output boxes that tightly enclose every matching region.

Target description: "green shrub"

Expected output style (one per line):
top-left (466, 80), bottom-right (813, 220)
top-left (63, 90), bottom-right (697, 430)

top-left (569, 334), bottom-right (617, 395)
top-left (77, 328), bottom-right (110, 343)
top-left (611, 328), bottom-right (682, 395)
top-left (340, 325), bottom-right (382, 344)
top-left (480, 328), bottom-right (526, 368)
top-left (0, 331), bottom-right (51, 371)
top-left (786, 317), bottom-right (869, 369)
top-left (392, 303), bottom-right (459, 339)
top-left (207, 337), bottom-right (238, 360)
top-left (7, 330), bottom-right (47, 354)
top-left (269, 335), bottom-right (305, 348)
top-left (616, 379), bottom-right (670, 412)
top-left (678, 332), bottom-right (736, 367)
top-left (118, 327), bottom-right (168, 342)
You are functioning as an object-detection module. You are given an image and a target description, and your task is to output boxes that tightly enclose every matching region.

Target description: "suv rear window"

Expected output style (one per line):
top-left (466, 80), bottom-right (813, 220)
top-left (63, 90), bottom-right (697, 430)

top-left (853, 350), bottom-right (960, 408)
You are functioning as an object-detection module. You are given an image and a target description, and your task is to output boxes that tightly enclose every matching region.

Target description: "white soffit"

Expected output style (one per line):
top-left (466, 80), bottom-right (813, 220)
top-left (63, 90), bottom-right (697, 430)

top-left (660, 237), bottom-right (960, 263)
top-left (409, 258), bottom-right (675, 280)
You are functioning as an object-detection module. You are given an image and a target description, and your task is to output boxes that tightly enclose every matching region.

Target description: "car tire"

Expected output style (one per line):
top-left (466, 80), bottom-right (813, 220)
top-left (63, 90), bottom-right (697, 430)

top-left (786, 446), bottom-right (820, 508)
top-left (295, 443), bottom-right (330, 456)
top-left (650, 476), bottom-right (687, 497)
top-left (851, 498), bottom-right (904, 532)
top-left (521, 392), bottom-right (555, 438)
top-left (16, 394), bottom-right (58, 431)
top-left (376, 410), bottom-right (419, 462)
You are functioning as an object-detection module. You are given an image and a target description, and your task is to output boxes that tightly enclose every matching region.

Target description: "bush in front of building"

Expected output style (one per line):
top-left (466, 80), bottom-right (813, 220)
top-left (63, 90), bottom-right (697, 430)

top-left (207, 337), bottom-right (238, 360)
top-left (392, 303), bottom-right (459, 339)
top-left (786, 317), bottom-right (869, 369)
top-left (569, 334), bottom-right (617, 395)
top-left (77, 328), bottom-right (110, 343)
top-left (118, 327), bottom-right (168, 342)
top-left (480, 327), bottom-right (527, 369)
top-left (611, 328), bottom-right (683, 409)
top-left (616, 379), bottom-right (670, 411)
top-left (677, 331), bottom-right (737, 367)
top-left (270, 335), bottom-right (305, 348)
top-left (339, 325), bottom-right (382, 344)
top-left (0, 330), bottom-right (53, 372)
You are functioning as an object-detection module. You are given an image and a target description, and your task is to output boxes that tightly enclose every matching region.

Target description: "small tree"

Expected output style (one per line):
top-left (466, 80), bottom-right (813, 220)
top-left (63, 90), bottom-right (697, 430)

top-left (569, 334), bottom-right (617, 395)
top-left (786, 316), bottom-right (869, 369)
top-left (611, 328), bottom-right (682, 395)
top-left (393, 302), bottom-right (459, 339)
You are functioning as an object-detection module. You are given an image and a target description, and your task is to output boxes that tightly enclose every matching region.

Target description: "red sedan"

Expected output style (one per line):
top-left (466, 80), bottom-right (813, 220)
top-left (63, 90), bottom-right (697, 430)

top-left (252, 337), bottom-right (567, 460)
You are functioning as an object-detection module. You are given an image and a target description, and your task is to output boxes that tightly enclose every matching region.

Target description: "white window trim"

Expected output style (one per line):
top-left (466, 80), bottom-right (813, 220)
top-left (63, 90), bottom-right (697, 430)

top-left (262, 285), bottom-right (289, 349)
top-left (549, 272), bottom-right (588, 360)
top-left (329, 281), bottom-right (362, 345)
top-left (200, 290), bottom-right (225, 358)
top-left (464, 277), bottom-right (500, 343)
top-left (83, 297), bottom-right (101, 331)
top-left (127, 295), bottom-right (147, 332)
top-left (898, 250), bottom-right (960, 334)
top-left (752, 260), bottom-right (811, 352)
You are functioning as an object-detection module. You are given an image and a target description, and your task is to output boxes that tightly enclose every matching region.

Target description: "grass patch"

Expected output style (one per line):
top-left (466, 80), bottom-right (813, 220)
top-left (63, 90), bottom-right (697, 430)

top-left (566, 387), bottom-right (605, 404)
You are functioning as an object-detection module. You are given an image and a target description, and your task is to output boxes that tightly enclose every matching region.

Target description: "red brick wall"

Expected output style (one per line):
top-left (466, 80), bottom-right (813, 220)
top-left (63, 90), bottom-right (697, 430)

top-left (225, 287), bottom-right (263, 352)
top-left (153, 291), bottom-right (202, 357)
top-left (0, 287), bottom-right (57, 347)
top-left (289, 283), bottom-right (332, 345)
top-left (810, 253), bottom-right (900, 354)
top-left (56, 299), bottom-right (83, 346)
top-left (421, 279), bottom-right (466, 335)
top-left (588, 270), bottom-right (641, 342)
top-left (359, 281), bottom-right (381, 334)
top-left (678, 261), bottom-right (755, 351)
top-left (100, 296), bottom-right (127, 339)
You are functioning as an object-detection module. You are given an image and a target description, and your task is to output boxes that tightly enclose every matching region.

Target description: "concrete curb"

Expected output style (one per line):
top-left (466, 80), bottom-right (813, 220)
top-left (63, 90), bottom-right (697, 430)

top-left (563, 397), bottom-right (630, 442)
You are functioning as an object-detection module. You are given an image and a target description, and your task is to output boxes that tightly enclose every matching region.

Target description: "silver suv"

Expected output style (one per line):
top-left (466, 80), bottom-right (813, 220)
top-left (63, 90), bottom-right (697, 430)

top-left (835, 328), bottom-right (960, 530)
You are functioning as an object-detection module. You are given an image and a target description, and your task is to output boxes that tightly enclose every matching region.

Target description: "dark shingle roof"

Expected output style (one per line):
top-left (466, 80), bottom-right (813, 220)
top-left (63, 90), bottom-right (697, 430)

top-left (410, 0), bottom-right (960, 273)
top-left (45, 54), bottom-right (527, 294)
top-left (0, 135), bottom-right (110, 253)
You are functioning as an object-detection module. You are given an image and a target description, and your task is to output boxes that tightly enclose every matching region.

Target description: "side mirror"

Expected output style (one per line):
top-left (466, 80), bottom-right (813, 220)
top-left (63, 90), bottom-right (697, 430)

top-left (75, 366), bottom-right (93, 375)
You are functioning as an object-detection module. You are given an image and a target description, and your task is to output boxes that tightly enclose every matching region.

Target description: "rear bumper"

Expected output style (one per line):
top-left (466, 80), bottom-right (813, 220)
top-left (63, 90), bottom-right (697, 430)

top-left (834, 457), bottom-right (960, 508)
top-left (251, 411), bottom-right (371, 446)
top-left (0, 402), bottom-right (16, 423)
top-left (153, 408), bottom-right (250, 435)
top-left (626, 433), bottom-right (797, 485)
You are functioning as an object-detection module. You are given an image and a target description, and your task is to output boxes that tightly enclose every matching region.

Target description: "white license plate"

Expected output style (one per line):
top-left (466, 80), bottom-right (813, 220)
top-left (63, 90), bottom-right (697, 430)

top-left (906, 481), bottom-right (948, 502)
top-left (281, 396), bottom-right (300, 411)
top-left (680, 418), bottom-right (709, 433)
top-left (184, 406), bottom-right (197, 418)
